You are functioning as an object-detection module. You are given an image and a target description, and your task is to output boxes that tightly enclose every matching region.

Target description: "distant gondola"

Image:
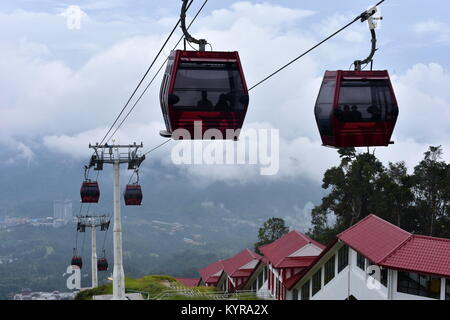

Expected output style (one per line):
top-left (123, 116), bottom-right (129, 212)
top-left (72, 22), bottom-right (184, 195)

top-left (71, 256), bottom-right (83, 269)
top-left (97, 258), bottom-right (108, 271)
top-left (124, 184), bottom-right (143, 206)
top-left (80, 181), bottom-right (100, 203)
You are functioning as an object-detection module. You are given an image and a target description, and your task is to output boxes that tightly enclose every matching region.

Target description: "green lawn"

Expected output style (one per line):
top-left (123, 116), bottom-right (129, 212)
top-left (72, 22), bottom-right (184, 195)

top-left (75, 275), bottom-right (261, 300)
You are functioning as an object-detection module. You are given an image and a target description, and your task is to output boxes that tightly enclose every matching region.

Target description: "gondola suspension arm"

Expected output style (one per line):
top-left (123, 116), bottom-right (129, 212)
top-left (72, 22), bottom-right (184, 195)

top-left (354, 6), bottom-right (383, 71)
top-left (180, 0), bottom-right (208, 51)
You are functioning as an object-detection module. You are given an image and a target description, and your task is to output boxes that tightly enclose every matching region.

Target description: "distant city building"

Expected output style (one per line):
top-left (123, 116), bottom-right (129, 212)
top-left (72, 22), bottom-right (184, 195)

top-left (13, 290), bottom-right (77, 300)
top-left (53, 200), bottom-right (73, 223)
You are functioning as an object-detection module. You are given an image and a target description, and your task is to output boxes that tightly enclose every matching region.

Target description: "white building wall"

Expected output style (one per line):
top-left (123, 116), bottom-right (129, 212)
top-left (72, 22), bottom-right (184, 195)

top-left (289, 244), bottom-right (446, 300)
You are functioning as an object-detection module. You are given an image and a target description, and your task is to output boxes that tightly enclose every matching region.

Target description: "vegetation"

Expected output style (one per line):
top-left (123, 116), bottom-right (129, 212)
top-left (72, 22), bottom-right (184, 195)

top-left (308, 146), bottom-right (450, 244)
top-left (75, 275), bottom-right (259, 300)
top-left (254, 217), bottom-right (289, 254)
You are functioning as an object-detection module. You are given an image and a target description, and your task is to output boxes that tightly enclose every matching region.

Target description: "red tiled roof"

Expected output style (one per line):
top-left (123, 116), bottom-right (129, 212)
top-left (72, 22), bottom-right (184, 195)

top-left (198, 260), bottom-right (224, 285)
top-left (284, 272), bottom-right (304, 289)
top-left (221, 249), bottom-right (262, 277)
top-left (381, 235), bottom-right (450, 278)
top-left (276, 256), bottom-right (317, 269)
top-left (285, 239), bottom-right (339, 290)
top-left (205, 276), bottom-right (220, 285)
top-left (337, 214), bottom-right (411, 264)
top-left (259, 230), bottom-right (325, 267)
top-left (175, 278), bottom-right (200, 287)
top-left (336, 215), bottom-right (450, 278)
top-left (232, 269), bottom-right (254, 278)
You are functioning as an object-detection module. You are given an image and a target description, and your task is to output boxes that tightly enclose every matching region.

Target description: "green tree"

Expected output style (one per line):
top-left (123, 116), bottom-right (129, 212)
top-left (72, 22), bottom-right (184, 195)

top-left (308, 146), bottom-right (450, 243)
top-left (411, 146), bottom-right (450, 237)
top-left (375, 161), bottom-right (414, 228)
top-left (308, 148), bottom-right (384, 244)
top-left (254, 218), bottom-right (289, 254)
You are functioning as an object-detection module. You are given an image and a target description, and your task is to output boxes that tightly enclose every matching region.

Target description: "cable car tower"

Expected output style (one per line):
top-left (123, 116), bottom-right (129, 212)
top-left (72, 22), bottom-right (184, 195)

top-left (87, 142), bottom-right (145, 300)
top-left (75, 214), bottom-right (110, 288)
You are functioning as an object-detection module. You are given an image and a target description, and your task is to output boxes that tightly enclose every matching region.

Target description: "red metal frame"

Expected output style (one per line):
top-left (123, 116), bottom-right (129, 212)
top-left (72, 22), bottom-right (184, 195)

top-left (163, 50), bottom-right (249, 139)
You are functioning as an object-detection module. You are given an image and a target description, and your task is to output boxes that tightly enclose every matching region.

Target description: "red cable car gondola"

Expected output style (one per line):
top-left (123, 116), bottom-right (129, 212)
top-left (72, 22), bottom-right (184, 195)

top-left (159, 0), bottom-right (249, 140)
top-left (97, 258), bottom-right (108, 271)
top-left (314, 6), bottom-right (399, 148)
top-left (71, 256), bottom-right (83, 269)
top-left (314, 70), bottom-right (398, 148)
top-left (124, 184), bottom-right (143, 206)
top-left (159, 50), bottom-right (249, 140)
top-left (80, 181), bottom-right (100, 203)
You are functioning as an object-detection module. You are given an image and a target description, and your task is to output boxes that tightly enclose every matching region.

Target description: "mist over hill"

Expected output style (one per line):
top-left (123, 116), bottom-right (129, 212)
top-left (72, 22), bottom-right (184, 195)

top-left (0, 153), bottom-right (322, 299)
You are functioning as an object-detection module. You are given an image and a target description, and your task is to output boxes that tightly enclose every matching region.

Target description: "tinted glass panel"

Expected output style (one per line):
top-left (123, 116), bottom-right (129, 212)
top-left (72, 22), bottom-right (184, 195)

top-left (337, 80), bottom-right (398, 123)
top-left (324, 256), bottom-right (335, 285)
top-left (397, 271), bottom-right (441, 299)
top-left (446, 279), bottom-right (450, 300)
top-left (338, 245), bottom-right (349, 273)
top-left (173, 61), bottom-right (246, 112)
top-left (301, 280), bottom-right (310, 300)
top-left (292, 289), bottom-right (299, 300)
top-left (312, 269), bottom-right (322, 296)
top-left (315, 79), bottom-right (336, 136)
top-left (258, 270), bottom-right (264, 290)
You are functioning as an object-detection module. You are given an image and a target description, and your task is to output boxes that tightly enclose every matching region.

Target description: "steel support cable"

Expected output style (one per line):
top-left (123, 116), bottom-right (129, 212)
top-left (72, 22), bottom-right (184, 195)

top-left (248, 0), bottom-right (386, 91)
top-left (98, 0), bottom-right (195, 146)
top-left (106, 0), bottom-right (209, 144)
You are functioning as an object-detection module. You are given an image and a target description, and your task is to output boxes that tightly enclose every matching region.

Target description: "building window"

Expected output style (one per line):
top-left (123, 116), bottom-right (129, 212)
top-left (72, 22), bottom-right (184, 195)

top-left (356, 252), bottom-right (366, 270)
top-left (292, 289), bottom-right (299, 300)
top-left (312, 269), bottom-right (322, 296)
top-left (446, 279), bottom-right (450, 300)
top-left (338, 245), bottom-right (349, 273)
top-left (301, 280), bottom-right (310, 300)
top-left (380, 268), bottom-right (388, 287)
top-left (263, 266), bottom-right (267, 282)
top-left (397, 271), bottom-right (441, 299)
top-left (258, 270), bottom-right (264, 290)
top-left (324, 256), bottom-right (335, 285)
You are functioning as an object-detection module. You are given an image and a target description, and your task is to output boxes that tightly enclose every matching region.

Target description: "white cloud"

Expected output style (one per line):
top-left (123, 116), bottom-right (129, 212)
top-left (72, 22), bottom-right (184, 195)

top-left (1, 2), bottom-right (450, 186)
top-left (413, 20), bottom-right (450, 43)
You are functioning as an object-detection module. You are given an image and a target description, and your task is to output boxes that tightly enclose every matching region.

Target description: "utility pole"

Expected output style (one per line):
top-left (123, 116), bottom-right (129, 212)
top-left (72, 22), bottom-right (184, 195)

top-left (76, 214), bottom-right (110, 288)
top-left (88, 142), bottom-right (145, 300)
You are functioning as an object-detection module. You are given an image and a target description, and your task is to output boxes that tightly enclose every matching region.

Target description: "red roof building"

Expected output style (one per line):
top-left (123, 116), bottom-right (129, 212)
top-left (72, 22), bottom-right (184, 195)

top-left (219, 249), bottom-right (262, 292)
top-left (288, 214), bottom-right (450, 300)
top-left (243, 230), bottom-right (325, 300)
top-left (198, 260), bottom-right (224, 287)
top-left (175, 278), bottom-right (201, 288)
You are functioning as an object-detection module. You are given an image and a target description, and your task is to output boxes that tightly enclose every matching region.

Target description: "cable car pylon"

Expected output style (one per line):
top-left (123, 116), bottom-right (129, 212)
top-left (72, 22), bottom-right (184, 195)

top-left (75, 214), bottom-right (110, 288)
top-left (87, 142), bottom-right (145, 300)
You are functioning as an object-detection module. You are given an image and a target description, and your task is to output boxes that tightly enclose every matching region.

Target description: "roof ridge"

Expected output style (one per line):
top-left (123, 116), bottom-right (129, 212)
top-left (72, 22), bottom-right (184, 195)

top-left (412, 234), bottom-right (450, 242)
top-left (379, 234), bottom-right (414, 264)
top-left (293, 229), bottom-right (314, 243)
top-left (336, 214), bottom-right (374, 238)
top-left (337, 214), bottom-right (411, 239)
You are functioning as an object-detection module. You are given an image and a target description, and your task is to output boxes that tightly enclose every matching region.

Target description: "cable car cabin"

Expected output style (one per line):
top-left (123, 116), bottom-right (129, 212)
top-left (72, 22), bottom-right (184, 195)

top-left (80, 181), bottom-right (100, 203)
top-left (159, 50), bottom-right (249, 140)
top-left (124, 184), bottom-right (143, 206)
top-left (314, 70), bottom-right (399, 148)
top-left (71, 256), bottom-right (83, 269)
top-left (97, 258), bottom-right (108, 271)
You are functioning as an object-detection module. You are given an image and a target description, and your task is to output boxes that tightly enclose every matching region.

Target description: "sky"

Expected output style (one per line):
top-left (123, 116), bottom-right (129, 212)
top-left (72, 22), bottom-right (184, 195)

top-left (1, 0), bottom-right (449, 186)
